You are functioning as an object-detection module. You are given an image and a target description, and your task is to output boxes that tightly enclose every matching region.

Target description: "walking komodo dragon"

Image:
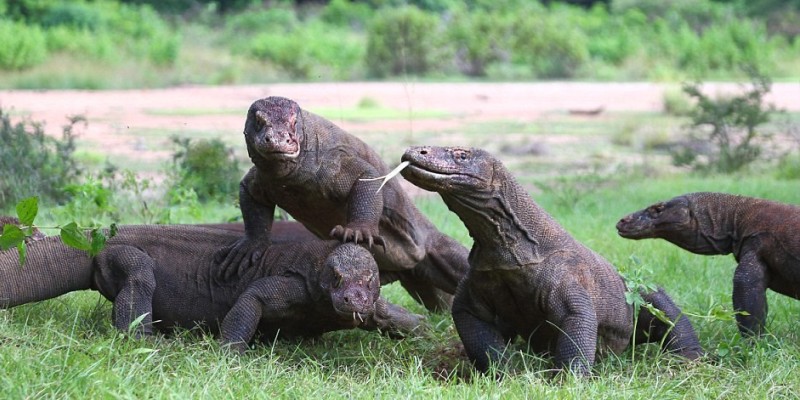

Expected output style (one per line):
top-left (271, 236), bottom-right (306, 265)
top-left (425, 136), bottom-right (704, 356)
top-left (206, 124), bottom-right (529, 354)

top-left (0, 224), bottom-right (424, 350)
top-left (400, 146), bottom-right (703, 375)
top-left (218, 96), bottom-right (468, 312)
top-left (617, 192), bottom-right (800, 336)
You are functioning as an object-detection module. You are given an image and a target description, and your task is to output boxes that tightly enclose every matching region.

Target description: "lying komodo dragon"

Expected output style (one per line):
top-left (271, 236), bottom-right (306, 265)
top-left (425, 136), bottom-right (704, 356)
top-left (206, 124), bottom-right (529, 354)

top-left (218, 96), bottom-right (469, 312)
top-left (197, 220), bottom-right (317, 243)
top-left (400, 146), bottom-right (703, 375)
top-left (0, 224), bottom-right (424, 351)
top-left (617, 192), bottom-right (800, 336)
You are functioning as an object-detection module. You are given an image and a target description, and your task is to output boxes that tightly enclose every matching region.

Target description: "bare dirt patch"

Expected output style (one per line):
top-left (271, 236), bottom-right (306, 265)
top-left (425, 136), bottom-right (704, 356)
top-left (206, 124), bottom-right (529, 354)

top-left (2, 82), bottom-right (798, 172)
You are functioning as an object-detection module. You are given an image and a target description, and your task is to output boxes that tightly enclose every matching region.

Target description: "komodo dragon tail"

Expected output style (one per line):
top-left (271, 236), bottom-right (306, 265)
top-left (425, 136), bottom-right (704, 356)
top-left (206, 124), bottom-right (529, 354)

top-left (0, 235), bottom-right (93, 308)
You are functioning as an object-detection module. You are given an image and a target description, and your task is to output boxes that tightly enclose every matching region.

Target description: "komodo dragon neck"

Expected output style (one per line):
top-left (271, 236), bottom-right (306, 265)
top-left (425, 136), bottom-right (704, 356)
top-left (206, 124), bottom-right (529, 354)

top-left (675, 193), bottom-right (764, 256)
top-left (441, 166), bottom-right (568, 270)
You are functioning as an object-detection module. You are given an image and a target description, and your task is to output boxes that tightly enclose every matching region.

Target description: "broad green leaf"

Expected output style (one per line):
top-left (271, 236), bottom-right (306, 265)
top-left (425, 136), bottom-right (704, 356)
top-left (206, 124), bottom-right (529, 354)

top-left (16, 241), bottom-right (26, 266)
top-left (60, 222), bottom-right (91, 251)
top-left (15, 197), bottom-right (38, 226)
top-left (89, 228), bottom-right (107, 256)
top-left (109, 223), bottom-right (119, 238)
top-left (0, 224), bottom-right (25, 251)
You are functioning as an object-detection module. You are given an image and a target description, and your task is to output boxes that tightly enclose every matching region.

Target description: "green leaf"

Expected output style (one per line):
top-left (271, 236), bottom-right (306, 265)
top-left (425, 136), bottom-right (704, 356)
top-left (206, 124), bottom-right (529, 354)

top-left (109, 223), bottom-right (118, 238)
top-left (89, 228), bottom-right (107, 257)
top-left (0, 224), bottom-right (25, 251)
top-left (60, 222), bottom-right (91, 251)
top-left (15, 197), bottom-right (38, 226)
top-left (16, 241), bottom-right (26, 266)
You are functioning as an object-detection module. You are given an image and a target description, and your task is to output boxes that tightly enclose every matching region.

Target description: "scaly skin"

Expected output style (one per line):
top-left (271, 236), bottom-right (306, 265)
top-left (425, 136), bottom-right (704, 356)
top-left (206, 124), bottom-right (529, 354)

top-left (617, 192), bottom-right (800, 336)
top-left (400, 146), bottom-right (703, 375)
top-left (218, 96), bottom-right (469, 312)
top-left (196, 220), bottom-right (318, 244)
top-left (0, 225), bottom-right (425, 350)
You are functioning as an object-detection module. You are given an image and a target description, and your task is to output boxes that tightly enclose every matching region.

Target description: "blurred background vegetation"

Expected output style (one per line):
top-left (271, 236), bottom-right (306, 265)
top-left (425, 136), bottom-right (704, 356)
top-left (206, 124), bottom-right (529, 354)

top-left (1, 0), bottom-right (799, 89)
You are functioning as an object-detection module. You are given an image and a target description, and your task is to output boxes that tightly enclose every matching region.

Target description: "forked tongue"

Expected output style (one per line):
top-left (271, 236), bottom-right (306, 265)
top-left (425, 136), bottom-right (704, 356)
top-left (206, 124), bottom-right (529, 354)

top-left (358, 161), bottom-right (410, 193)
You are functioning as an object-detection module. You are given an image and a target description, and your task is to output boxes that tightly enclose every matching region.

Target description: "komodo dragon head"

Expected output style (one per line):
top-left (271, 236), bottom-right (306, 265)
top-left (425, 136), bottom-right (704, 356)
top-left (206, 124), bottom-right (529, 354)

top-left (0, 216), bottom-right (46, 242)
top-left (399, 146), bottom-right (496, 194)
top-left (616, 196), bottom-right (693, 240)
top-left (244, 96), bottom-right (303, 174)
top-left (320, 243), bottom-right (381, 324)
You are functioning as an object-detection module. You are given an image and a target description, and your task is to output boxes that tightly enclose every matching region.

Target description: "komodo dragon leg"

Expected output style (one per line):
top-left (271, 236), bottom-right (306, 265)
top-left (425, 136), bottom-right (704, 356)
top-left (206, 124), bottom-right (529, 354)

top-left (220, 276), bottom-right (309, 353)
top-left (733, 252), bottom-right (769, 336)
top-left (633, 288), bottom-right (704, 359)
top-left (92, 246), bottom-right (157, 337)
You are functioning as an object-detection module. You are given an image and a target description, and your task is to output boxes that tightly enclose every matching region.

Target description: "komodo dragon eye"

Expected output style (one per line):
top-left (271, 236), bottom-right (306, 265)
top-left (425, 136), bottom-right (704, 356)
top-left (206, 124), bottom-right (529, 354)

top-left (453, 149), bottom-right (470, 162)
top-left (334, 274), bottom-right (343, 288)
top-left (648, 203), bottom-right (665, 217)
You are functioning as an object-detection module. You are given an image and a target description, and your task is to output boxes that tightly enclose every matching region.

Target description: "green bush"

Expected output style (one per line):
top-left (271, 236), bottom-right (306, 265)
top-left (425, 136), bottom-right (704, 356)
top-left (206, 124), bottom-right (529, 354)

top-left (0, 109), bottom-right (82, 209)
top-left (40, 2), bottom-right (104, 30)
top-left (247, 22), bottom-right (364, 80)
top-left (670, 70), bottom-right (776, 173)
top-left (320, 0), bottom-right (374, 27)
top-left (445, 8), bottom-right (511, 76)
top-left (166, 137), bottom-right (242, 204)
top-left (224, 6), bottom-right (298, 35)
top-left (0, 20), bottom-right (48, 70)
top-left (511, 11), bottom-right (590, 79)
top-left (365, 6), bottom-right (441, 78)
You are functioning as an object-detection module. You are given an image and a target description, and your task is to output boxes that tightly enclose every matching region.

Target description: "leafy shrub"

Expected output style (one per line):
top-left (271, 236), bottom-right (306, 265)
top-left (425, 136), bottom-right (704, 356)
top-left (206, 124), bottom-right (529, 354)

top-left (223, 6), bottom-right (298, 35)
top-left (612, 0), bottom-right (731, 32)
top-left (670, 70), bottom-right (776, 173)
top-left (247, 22), bottom-right (364, 80)
top-left (40, 2), bottom-right (104, 30)
top-left (365, 6), bottom-right (441, 78)
top-left (0, 20), bottom-right (48, 70)
top-left (0, 109), bottom-right (82, 209)
top-left (320, 0), bottom-right (374, 28)
top-left (166, 137), bottom-right (242, 204)
top-left (44, 26), bottom-right (118, 61)
top-left (445, 8), bottom-right (511, 76)
top-left (510, 11), bottom-right (590, 79)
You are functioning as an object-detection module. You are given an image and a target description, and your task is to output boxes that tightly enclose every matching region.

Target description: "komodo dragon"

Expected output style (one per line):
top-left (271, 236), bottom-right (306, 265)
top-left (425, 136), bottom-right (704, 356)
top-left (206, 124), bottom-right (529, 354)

top-left (197, 220), bottom-right (318, 243)
top-left (617, 192), bottom-right (800, 336)
top-left (0, 224), bottom-right (424, 351)
top-left (218, 96), bottom-right (469, 312)
top-left (400, 146), bottom-right (703, 375)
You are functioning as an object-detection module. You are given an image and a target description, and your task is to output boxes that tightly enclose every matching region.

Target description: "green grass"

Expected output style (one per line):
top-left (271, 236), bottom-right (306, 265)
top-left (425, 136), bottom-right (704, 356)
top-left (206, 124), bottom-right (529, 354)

top-left (4, 174), bottom-right (800, 398)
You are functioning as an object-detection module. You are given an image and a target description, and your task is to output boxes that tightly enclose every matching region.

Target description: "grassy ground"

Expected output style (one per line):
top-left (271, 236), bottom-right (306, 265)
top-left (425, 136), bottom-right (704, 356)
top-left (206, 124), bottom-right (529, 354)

top-left (2, 107), bottom-right (800, 398)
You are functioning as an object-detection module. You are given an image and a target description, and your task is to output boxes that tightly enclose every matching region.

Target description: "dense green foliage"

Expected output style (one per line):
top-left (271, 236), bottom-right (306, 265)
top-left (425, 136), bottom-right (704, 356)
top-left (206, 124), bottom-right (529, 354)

top-left (166, 137), bottom-right (242, 204)
top-left (0, 109), bottom-right (81, 209)
top-left (1, 0), bottom-right (799, 88)
top-left (670, 70), bottom-right (778, 173)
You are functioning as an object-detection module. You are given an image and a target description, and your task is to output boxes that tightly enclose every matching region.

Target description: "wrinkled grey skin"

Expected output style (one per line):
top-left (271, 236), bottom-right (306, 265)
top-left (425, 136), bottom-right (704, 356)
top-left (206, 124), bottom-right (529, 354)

top-left (217, 96), bottom-right (469, 312)
top-left (618, 192), bottom-right (800, 336)
top-left (400, 146), bottom-right (703, 375)
top-left (0, 225), bottom-right (425, 351)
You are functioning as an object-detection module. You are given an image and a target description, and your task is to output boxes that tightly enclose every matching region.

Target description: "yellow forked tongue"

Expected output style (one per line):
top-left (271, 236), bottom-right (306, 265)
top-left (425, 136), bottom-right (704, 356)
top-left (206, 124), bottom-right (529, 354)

top-left (358, 161), bottom-right (410, 193)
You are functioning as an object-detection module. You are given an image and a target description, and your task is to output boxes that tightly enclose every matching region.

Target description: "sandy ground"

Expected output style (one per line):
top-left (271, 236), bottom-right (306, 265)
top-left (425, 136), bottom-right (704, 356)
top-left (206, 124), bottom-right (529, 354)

top-left (1, 81), bottom-right (799, 165)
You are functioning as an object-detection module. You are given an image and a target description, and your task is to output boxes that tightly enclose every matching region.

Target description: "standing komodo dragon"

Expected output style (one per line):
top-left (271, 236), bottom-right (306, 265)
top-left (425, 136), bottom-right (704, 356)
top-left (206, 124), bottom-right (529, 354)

top-left (617, 192), bottom-right (800, 336)
top-left (400, 146), bottom-right (703, 375)
top-left (0, 224), bottom-right (424, 351)
top-left (218, 96), bottom-right (469, 312)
